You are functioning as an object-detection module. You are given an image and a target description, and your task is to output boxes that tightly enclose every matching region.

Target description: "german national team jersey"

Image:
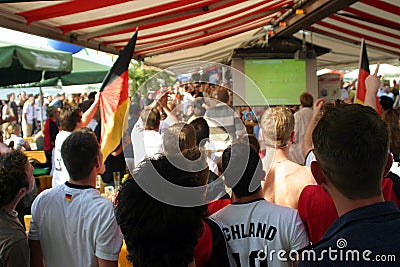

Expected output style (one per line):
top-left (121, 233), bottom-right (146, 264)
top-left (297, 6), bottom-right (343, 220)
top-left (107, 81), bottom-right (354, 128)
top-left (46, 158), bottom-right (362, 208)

top-left (211, 198), bottom-right (309, 267)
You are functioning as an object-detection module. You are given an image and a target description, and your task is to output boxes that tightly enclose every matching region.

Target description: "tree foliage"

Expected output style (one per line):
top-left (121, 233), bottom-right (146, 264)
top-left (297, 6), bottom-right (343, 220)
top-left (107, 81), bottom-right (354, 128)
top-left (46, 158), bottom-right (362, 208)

top-left (128, 62), bottom-right (177, 98)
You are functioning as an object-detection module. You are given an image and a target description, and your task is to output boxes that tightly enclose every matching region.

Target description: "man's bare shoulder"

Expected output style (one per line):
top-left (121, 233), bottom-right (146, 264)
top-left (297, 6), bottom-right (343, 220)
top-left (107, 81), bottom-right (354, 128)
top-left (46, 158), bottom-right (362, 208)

top-left (278, 161), bottom-right (315, 184)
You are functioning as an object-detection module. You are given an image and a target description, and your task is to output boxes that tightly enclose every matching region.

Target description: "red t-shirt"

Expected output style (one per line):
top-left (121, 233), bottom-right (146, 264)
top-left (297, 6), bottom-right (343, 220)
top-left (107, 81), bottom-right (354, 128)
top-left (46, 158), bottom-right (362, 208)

top-left (298, 178), bottom-right (400, 243)
top-left (44, 118), bottom-right (59, 152)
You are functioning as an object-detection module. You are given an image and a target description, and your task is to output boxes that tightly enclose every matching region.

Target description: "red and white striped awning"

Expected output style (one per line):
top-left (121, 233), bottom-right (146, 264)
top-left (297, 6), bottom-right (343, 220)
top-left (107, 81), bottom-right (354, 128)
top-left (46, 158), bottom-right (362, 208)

top-left (0, 0), bottom-right (292, 66)
top-left (295, 0), bottom-right (400, 68)
top-left (0, 0), bottom-right (398, 69)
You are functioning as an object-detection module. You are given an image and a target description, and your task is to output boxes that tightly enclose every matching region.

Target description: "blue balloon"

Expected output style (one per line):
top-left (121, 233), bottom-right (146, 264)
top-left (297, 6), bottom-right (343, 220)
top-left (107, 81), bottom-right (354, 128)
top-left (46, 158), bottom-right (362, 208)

top-left (47, 39), bottom-right (83, 54)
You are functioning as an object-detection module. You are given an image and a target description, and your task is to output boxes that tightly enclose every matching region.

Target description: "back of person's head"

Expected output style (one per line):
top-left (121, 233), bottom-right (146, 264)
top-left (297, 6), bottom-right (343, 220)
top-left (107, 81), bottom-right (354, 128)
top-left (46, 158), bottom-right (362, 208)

top-left (216, 87), bottom-right (229, 103)
top-left (0, 150), bottom-right (29, 206)
top-left (57, 92), bottom-right (65, 99)
top-left (140, 106), bottom-right (160, 131)
top-left (222, 142), bottom-right (262, 197)
top-left (115, 148), bottom-right (208, 267)
top-left (46, 106), bottom-right (58, 118)
top-left (313, 104), bottom-right (388, 199)
top-left (261, 106), bottom-right (294, 148)
top-left (381, 108), bottom-right (400, 158)
top-left (380, 96), bottom-right (395, 111)
top-left (300, 92), bottom-right (314, 107)
top-left (193, 105), bottom-right (206, 117)
top-left (79, 99), bottom-right (94, 113)
top-left (60, 106), bottom-right (82, 131)
top-left (240, 134), bottom-right (260, 153)
top-left (163, 123), bottom-right (196, 155)
top-left (61, 128), bottom-right (99, 181)
top-left (88, 92), bottom-right (97, 100)
top-left (189, 117), bottom-right (209, 147)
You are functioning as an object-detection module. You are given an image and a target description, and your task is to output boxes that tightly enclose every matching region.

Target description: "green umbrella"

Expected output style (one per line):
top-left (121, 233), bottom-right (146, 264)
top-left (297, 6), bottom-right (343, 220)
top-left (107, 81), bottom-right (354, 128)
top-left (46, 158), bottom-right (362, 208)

top-left (0, 41), bottom-right (72, 86)
top-left (41, 57), bottom-right (110, 86)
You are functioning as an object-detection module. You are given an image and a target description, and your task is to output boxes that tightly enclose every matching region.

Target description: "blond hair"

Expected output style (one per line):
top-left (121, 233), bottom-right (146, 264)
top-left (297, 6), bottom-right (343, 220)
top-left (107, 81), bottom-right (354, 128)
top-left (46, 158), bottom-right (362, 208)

top-left (261, 106), bottom-right (294, 147)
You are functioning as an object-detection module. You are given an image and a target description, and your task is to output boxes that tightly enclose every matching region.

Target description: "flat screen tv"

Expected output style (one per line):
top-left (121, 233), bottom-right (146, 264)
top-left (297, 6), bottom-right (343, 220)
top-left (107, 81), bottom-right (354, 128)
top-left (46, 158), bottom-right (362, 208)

top-left (243, 59), bottom-right (306, 105)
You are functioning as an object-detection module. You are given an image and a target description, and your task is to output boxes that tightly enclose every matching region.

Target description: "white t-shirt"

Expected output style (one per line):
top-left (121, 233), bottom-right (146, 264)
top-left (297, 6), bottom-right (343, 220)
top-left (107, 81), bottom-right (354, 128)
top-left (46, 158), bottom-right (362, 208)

top-left (35, 104), bottom-right (47, 122)
top-left (23, 103), bottom-right (36, 124)
top-left (86, 119), bottom-right (98, 132)
top-left (290, 107), bottom-right (313, 165)
top-left (207, 156), bottom-right (219, 175)
top-left (340, 88), bottom-right (349, 100)
top-left (211, 199), bottom-right (309, 267)
top-left (304, 150), bottom-right (316, 167)
top-left (51, 130), bottom-right (71, 187)
top-left (131, 119), bottom-right (163, 166)
top-left (183, 91), bottom-right (195, 112)
top-left (390, 160), bottom-right (400, 177)
top-left (1, 104), bottom-right (10, 120)
top-left (29, 183), bottom-right (123, 267)
top-left (5, 134), bottom-right (26, 150)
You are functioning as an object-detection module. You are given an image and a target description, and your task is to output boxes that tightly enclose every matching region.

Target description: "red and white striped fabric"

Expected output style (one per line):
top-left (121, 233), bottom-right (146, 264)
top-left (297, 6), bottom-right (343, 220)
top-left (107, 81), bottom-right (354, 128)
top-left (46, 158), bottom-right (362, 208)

top-left (0, 0), bottom-right (398, 69)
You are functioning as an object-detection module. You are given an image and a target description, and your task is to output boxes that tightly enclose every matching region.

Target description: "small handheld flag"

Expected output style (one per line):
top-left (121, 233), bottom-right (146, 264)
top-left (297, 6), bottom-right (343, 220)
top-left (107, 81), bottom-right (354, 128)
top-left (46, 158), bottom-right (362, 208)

top-left (355, 38), bottom-right (380, 111)
top-left (355, 38), bottom-right (369, 105)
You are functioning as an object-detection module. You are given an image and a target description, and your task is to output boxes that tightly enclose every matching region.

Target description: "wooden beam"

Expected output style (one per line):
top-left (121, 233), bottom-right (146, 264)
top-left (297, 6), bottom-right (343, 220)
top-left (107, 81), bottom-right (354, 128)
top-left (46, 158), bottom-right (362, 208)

top-left (273, 0), bottom-right (359, 37)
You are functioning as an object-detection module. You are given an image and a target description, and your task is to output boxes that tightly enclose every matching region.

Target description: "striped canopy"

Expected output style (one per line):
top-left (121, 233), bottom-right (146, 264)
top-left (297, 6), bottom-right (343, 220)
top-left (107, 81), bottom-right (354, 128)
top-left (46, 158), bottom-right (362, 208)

top-left (0, 0), bottom-right (398, 69)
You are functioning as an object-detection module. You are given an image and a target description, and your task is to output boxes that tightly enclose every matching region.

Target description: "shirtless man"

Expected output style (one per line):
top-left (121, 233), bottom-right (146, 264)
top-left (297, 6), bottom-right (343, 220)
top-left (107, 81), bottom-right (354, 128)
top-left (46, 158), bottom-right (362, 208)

top-left (260, 106), bottom-right (315, 209)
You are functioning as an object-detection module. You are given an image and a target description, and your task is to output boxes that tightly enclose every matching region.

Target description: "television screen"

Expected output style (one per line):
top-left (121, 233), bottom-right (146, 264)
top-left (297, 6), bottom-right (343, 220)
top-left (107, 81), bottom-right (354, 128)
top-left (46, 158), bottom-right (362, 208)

top-left (244, 59), bottom-right (306, 105)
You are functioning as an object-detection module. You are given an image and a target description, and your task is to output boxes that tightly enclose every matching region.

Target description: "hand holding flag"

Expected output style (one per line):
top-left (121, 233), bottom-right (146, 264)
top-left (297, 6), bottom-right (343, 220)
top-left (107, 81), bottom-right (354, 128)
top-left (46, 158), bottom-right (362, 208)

top-left (355, 39), bottom-right (380, 112)
top-left (364, 63), bottom-right (382, 111)
top-left (365, 63), bottom-right (381, 95)
top-left (355, 38), bottom-right (370, 105)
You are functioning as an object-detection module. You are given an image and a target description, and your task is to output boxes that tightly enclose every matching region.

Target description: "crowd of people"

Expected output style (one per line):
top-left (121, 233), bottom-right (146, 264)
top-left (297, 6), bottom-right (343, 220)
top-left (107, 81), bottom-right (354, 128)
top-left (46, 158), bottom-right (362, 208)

top-left (0, 65), bottom-right (399, 267)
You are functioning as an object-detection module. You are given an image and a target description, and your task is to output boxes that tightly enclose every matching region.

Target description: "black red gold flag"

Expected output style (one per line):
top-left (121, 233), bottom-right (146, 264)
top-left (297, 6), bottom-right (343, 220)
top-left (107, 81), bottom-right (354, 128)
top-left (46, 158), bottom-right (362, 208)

top-left (99, 31), bottom-right (137, 161)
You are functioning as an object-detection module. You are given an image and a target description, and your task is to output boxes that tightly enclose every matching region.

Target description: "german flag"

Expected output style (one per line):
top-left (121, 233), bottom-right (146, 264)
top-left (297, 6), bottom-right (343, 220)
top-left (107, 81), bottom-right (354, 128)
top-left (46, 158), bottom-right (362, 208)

top-left (355, 39), bottom-right (369, 105)
top-left (355, 39), bottom-right (380, 110)
top-left (65, 194), bottom-right (72, 202)
top-left (99, 31), bottom-right (137, 161)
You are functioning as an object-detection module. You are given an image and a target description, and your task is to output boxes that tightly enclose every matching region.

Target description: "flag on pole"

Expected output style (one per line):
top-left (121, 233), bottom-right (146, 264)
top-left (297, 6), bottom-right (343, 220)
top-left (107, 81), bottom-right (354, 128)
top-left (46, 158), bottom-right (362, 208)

top-left (99, 31), bottom-right (137, 161)
top-left (355, 38), bottom-right (369, 105)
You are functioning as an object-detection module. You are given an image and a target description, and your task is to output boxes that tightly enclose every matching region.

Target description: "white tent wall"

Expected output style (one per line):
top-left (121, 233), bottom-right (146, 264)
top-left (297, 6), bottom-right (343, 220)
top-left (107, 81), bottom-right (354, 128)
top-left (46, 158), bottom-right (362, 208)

top-left (343, 64), bottom-right (400, 83)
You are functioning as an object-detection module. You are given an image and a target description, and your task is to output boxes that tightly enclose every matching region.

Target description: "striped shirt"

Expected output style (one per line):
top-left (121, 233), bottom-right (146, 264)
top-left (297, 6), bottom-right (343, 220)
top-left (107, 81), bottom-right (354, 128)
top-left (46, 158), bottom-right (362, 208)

top-left (204, 103), bottom-right (246, 155)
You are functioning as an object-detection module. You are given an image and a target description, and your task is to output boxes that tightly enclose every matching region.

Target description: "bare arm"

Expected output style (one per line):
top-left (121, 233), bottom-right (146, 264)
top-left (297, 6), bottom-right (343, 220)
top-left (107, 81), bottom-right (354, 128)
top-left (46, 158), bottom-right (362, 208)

top-left (111, 143), bottom-right (123, 156)
top-left (393, 95), bottom-right (399, 109)
top-left (98, 258), bottom-right (118, 267)
top-left (22, 141), bottom-right (31, 151)
top-left (158, 93), bottom-right (178, 124)
top-left (364, 63), bottom-right (380, 110)
top-left (29, 240), bottom-right (45, 267)
top-left (302, 98), bottom-right (325, 159)
top-left (162, 105), bottom-right (178, 124)
top-left (81, 93), bottom-right (100, 127)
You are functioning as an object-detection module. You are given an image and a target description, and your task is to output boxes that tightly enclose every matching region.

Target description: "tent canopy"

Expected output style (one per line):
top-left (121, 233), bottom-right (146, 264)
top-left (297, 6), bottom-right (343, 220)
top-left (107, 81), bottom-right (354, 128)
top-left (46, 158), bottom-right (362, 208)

top-left (0, 0), bottom-right (398, 69)
top-left (0, 41), bottom-right (72, 86)
top-left (42, 57), bottom-right (110, 86)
